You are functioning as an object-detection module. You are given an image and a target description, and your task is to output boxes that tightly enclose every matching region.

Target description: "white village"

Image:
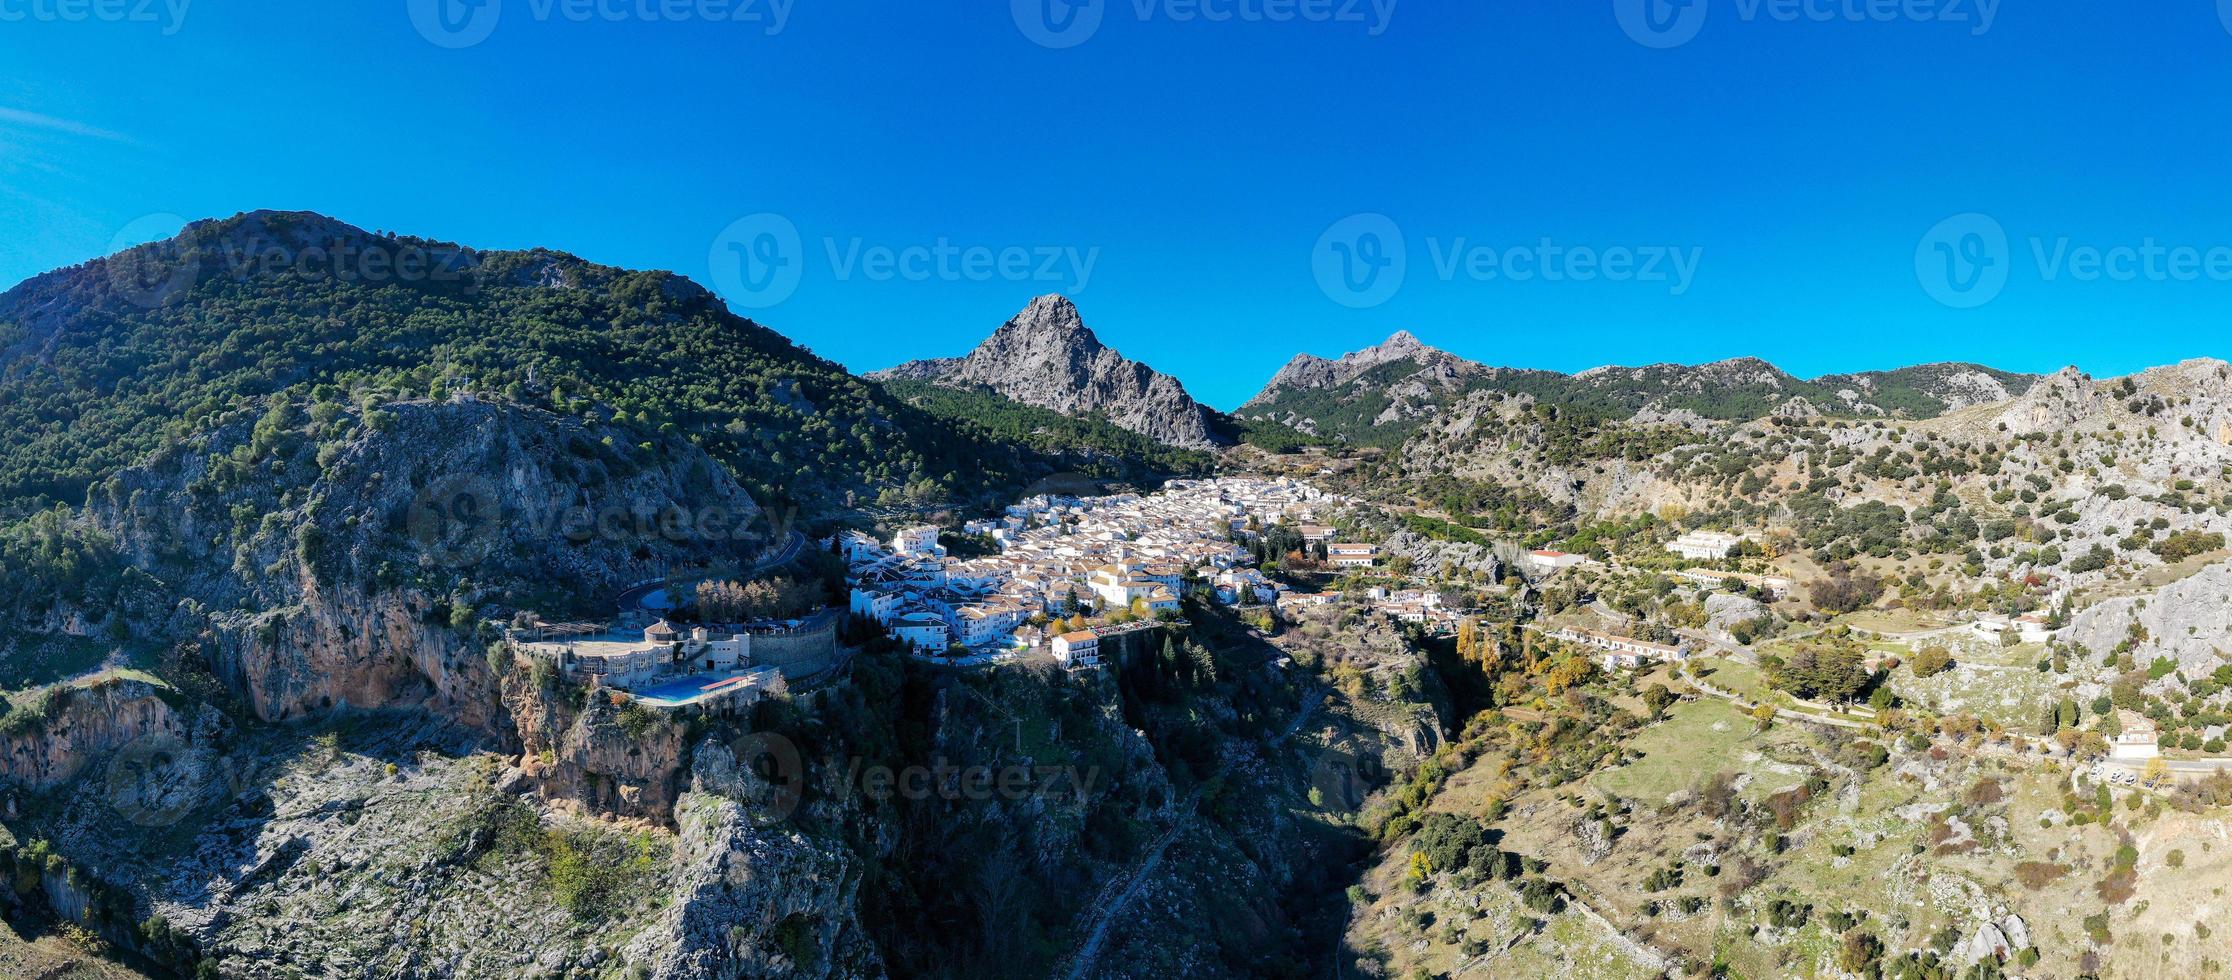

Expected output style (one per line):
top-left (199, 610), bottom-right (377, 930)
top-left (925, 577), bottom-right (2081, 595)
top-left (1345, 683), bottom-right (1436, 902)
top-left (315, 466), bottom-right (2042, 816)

top-left (844, 476), bottom-right (1357, 667)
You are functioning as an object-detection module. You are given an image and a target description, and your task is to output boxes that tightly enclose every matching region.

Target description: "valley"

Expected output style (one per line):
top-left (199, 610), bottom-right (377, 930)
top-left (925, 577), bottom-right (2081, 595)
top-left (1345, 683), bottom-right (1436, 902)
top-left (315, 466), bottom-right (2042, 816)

top-left (4, 213), bottom-right (2232, 979)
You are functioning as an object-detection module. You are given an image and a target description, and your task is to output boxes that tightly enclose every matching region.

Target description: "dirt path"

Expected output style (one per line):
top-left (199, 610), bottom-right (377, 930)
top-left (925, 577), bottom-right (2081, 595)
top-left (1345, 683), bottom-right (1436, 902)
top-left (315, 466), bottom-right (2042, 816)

top-left (1060, 687), bottom-right (1331, 980)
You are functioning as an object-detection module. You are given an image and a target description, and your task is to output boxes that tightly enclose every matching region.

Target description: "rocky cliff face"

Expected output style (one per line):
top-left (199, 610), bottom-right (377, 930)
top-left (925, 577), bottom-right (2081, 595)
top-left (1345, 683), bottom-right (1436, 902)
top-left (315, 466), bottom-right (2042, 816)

top-left (1244, 330), bottom-right (1457, 408)
top-left (88, 397), bottom-right (765, 731)
top-left (1994, 366), bottom-right (2104, 435)
top-left (0, 676), bottom-right (186, 788)
top-left (504, 673), bottom-right (689, 823)
top-left (872, 295), bottom-right (1224, 449)
top-left (2067, 561), bottom-right (2232, 683)
top-left (625, 742), bottom-right (882, 980)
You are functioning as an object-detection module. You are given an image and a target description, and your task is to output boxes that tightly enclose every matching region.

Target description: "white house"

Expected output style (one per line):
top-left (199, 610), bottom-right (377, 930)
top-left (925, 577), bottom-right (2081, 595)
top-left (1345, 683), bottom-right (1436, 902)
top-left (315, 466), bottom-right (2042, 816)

top-left (1671, 568), bottom-right (1792, 598)
top-left (1089, 568), bottom-right (1165, 610)
top-left (2110, 709), bottom-right (2160, 761)
top-left (849, 587), bottom-right (906, 624)
top-left (678, 627), bottom-right (750, 673)
top-left (1526, 550), bottom-right (1586, 573)
top-left (1666, 531), bottom-right (1748, 561)
top-left (1549, 627), bottom-right (1688, 671)
top-left (1052, 630), bottom-right (1102, 669)
top-left (947, 600), bottom-right (1030, 649)
top-left (1213, 568), bottom-right (1277, 606)
top-left (890, 613), bottom-right (950, 654)
top-left (1328, 543), bottom-right (1379, 568)
top-left (838, 530), bottom-right (888, 562)
top-left (893, 525), bottom-right (946, 557)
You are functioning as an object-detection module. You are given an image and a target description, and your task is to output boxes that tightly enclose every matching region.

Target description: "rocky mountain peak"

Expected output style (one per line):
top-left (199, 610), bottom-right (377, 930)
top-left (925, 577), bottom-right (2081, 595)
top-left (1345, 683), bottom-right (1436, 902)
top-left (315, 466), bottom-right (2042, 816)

top-left (1995, 366), bottom-right (2099, 435)
top-left (870, 296), bottom-right (1224, 449)
top-left (1379, 329), bottom-right (1426, 351)
top-left (1241, 328), bottom-right (1467, 410)
top-left (971, 293), bottom-right (1108, 365)
top-left (998, 293), bottom-right (1092, 339)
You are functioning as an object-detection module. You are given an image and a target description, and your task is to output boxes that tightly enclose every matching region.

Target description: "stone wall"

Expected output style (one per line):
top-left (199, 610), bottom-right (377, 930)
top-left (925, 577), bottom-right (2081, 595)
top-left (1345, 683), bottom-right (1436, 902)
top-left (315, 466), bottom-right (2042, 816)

top-left (749, 613), bottom-right (840, 679)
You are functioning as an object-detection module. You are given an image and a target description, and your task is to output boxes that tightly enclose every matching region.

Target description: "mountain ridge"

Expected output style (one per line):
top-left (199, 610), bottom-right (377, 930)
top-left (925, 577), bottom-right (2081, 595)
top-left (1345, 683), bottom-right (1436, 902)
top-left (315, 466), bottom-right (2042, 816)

top-left (1235, 329), bottom-right (2045, 445)
top-left (869, 294), bottom-right (1227, 450)
top-left (0, 209), bottom-right (1054, 515)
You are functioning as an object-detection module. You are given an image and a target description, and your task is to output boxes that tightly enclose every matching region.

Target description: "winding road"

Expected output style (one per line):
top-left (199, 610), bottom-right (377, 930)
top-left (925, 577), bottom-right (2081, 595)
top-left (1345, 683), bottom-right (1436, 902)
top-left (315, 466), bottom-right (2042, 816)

top-left (613, 530), bottom-right (806, 613)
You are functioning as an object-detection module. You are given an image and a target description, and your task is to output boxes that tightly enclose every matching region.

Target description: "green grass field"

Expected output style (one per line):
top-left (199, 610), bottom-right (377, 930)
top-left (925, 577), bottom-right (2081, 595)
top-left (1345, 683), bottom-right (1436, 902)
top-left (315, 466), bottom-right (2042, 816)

top-left (1595, 699), bottom-right (1766, 805)
top-left (1686, 656), bottom-right (1766, 700)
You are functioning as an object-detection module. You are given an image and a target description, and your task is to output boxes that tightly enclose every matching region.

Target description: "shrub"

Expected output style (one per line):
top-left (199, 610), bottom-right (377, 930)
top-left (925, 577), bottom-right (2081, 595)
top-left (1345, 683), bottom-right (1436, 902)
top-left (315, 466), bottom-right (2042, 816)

top-left (2014, 861), bottom-right (2069, 889)
top-left (1911, 646), bottom-right (1954, 677)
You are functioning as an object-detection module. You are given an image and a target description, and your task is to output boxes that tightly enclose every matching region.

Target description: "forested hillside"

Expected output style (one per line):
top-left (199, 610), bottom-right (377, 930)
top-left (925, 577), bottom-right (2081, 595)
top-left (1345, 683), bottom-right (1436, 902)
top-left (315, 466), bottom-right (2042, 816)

top-left (0, 210), bottom-right (1054, 518)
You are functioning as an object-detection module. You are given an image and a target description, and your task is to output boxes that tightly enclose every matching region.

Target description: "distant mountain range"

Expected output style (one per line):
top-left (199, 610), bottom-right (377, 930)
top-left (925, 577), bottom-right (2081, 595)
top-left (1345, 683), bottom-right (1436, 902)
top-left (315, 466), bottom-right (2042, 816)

top-left (1235, 331), bottom-right (2041, 447)
top-left (873, 296), bottom-right (2045, 452)
top-left (0, 213), bottom-right (2085, 512)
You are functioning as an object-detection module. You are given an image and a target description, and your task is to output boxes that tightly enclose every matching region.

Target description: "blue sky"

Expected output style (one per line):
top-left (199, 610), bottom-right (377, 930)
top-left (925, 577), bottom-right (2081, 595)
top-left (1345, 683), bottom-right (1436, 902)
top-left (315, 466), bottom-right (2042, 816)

top-left (4, 1), bottom-right (2231, 408)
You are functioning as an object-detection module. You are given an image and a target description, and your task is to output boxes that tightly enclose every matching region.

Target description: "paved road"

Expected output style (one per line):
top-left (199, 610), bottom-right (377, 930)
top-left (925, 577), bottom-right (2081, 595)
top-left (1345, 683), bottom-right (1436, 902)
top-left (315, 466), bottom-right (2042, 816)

top-left (613, 531), bottom-right (806, 613)
top-left (1683, 674), bottom-right (1872, 732)
top-left (2104, 756), bottom-right (2232, 775)
top-left (1061, 685), bottom-right (1331, 980)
